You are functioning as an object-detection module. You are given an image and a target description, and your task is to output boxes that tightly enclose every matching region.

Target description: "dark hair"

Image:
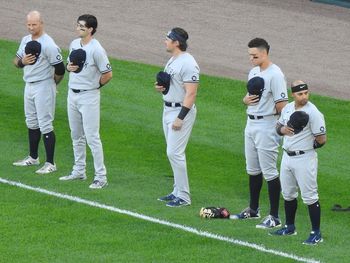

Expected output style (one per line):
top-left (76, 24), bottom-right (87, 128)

top-left (78, 14), bottom-right (98, 35)
top-left (248, 38), bottom-right (270, 54)
top-left (171, 27), bottom-right (188, 51)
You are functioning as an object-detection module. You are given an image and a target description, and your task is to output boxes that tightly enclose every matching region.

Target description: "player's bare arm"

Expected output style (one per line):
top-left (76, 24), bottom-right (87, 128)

top-left (276, 122), bottom-right (294, 136)
top-left (243, 93), bottom-right (259, 105)
top-left (275, 100), bottom-right (288, 114)
top-left (53, 62), bottom-right (65, 85)
top-left (172, 82), bottom-right (198, 131)
top-left (155, 82), bottom-right (165, 93)
top-left (13, 55), bottom-right (36, 68)
top-left (314, 134), bottom-right (326, 148)
top-left (99, 71), bottom-right (112, 87)
top-left (66, 62), bottom-right (79, 72)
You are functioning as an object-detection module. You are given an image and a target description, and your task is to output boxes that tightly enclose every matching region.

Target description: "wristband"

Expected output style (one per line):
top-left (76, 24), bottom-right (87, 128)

top-left (17, 59), bottom-right (25, 68)
top-left (177, 106), bottom-right (190, 120)
top-left (313, 140), bottom-right (324, 149)
top-left (276, 125), bottom-right (283, 136)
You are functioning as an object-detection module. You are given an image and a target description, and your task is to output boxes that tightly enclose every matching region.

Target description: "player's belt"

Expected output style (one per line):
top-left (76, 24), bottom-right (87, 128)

top-left (248, 114), bottom-right (264, 120)
top-left (164, 101), bottom-right (182, 107)
top-left (284, 149), bottom-right (305, 156)
top-left (71, 89), bottom-right (88, 93)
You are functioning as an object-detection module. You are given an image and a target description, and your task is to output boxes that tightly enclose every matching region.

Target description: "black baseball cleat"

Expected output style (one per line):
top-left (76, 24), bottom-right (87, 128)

top-left (230, 207), bottom-right (260, 220)
top-left (157, 193), bottom-right (176, 202)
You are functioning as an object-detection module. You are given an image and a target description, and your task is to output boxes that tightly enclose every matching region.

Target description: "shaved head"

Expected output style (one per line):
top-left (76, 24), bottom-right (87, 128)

top-left (26, 10), bottom-right (44, 38)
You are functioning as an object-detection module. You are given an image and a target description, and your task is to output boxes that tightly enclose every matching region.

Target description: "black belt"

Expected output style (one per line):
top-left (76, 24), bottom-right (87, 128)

top-left (248, 114), bottom-right (264, 120)
top-left (71, 89), bottom-right (88, 93)
top-left (284, 150), bottom-right (305, 156)
top-left (164, 101), bottom-right (182, 107)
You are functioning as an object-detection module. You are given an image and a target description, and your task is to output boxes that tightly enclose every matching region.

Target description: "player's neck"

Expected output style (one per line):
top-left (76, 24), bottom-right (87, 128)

top-left (172, 49), bottom-right (184, 58)
top-left (80, 35), bottom-right (93, 46)
top-left (31, 31), bottom-right (44, 40)
top-left (259, 60), bottom-right (272, 71)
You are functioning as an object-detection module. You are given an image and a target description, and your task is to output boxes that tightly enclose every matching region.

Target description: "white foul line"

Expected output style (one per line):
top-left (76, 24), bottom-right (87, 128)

top-left (0, 177), bottom-right (320, 263)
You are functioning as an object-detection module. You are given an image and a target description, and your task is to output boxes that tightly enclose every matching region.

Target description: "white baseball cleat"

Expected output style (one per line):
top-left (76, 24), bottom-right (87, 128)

top-left (35, 162), bottom-right (57, 174)
top-left (89, 180), bottom-right (108, 189)
top-left (13, 156), bottom-right (40, 166)
top-left (59, 174), bottom-right (87, 181)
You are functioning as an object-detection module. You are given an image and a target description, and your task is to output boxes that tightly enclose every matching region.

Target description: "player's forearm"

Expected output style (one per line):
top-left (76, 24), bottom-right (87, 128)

top-left (99, 71), bottom-right (113, 87)
top-left (14, 57), bottom-right (24, 68)
top-left (314, 134), bottom-right (326, 148)
top-left (182, 83), bottom-right (198, 108)
top-left (54, 74), bottom-right (64, 85)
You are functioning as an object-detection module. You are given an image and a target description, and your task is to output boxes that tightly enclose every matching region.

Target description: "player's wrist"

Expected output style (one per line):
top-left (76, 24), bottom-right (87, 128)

top-left (177, 106), bottom-right (190, 120)
top-left (17, 59), bottom-right (25, 68)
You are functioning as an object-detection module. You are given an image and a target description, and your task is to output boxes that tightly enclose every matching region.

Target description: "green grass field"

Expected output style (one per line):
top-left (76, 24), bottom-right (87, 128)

top-left (0, 39), bottom-right (349, 263)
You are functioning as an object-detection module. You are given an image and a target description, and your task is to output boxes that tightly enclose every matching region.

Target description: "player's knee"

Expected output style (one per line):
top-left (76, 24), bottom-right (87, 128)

top-left (301, 195), bottom-right (319, 205)
top-left (166, 148), bottom-right (183, 161)
top-left (26, 119), bottom-right (39, 130)
top-left (282, 190), bottom-right (298, 201)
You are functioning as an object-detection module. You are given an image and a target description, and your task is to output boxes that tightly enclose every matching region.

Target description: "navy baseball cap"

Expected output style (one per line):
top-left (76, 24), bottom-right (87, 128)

top-left (247, 76), bottom-right (264, 100)
top-left (69, 49), bottom-right (86, 73)
top-left (287, 111), bottom-right (309, 134)
top-left (25, 40), bottom-right (41, 65)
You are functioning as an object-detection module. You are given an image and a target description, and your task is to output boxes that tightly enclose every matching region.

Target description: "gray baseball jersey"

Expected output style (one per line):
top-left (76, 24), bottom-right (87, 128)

top-left (247, 64), bottom-right (288, 116)
top-left (163, 52), bottom-right (199, 102)
top-left (16, 34), bottom-right (63, 83)
top-left (16, 33), bottom-right (62, 134)
top-left (68, 38), bottom-right (111, 90)
top-left (162, 52), bottom-right (199, 203)
top-left (67, 38), bottom-right (112, 181)
top-left (278, 101), bottom-right (326, 205)
top-left (245, 64), bottom-right (288, 180)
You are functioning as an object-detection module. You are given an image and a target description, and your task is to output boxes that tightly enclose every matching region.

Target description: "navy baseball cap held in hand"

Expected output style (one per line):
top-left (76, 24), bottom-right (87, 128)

top-left (69, 48), bottom-right (86, 73)
top-left (287, 111), bottom-right (309, 134)
top-left (247, 76), bottom-right (264, 100)
top-left (25, 40), bottom-right (41, 65)
top-left (156, 71), bottom-right (171, 95)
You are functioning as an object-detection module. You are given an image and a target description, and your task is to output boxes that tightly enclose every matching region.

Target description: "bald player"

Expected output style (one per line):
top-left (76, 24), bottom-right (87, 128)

top-left (13, 10), bottom-right (65, 174)
top-left (156, 27), bottom-right (199, 207)
top-left (59, 14), bottom-right (112, 189)
top-left (231, 38), bottom-right (288, 229)
top-left (270, 80), bottom-right (326, 245)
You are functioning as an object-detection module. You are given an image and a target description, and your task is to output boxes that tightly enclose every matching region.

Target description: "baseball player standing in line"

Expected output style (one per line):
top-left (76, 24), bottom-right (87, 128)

top-left (231, 38), bottom-right (288, 228)
top-left (271, 80), bottom-right (326, 245)
top-left (13, 10), bottom-right (65, 174)
top-left (59, 14), bottom-right (112, 189)
top-left (155, 28), bottom-right (200, 207)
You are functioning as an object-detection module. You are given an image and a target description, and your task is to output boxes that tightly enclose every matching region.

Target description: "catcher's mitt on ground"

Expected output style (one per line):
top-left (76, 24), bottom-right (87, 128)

top-left (199, 207), bottom-right (230, 219)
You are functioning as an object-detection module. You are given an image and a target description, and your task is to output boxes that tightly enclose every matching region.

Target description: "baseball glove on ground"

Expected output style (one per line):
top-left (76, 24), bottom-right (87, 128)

top-left (199, 207), bottom-right (230, 219)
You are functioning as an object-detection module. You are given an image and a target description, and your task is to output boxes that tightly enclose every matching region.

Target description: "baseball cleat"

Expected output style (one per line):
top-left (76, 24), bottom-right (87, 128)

top-left (13, 156), bottom-right (39, 166)
top-left (230, 207), bottom-right (260, 220)
top-left (269, 225), bottom-right (297, 236)
top-left (89, 180), bottom-right (108, 189)
top-left (157, 193), bottom-right (176, 202)
top-left (166, 197), bottom-right (190, 207)
top-left (256, 215), bottom-right (282, 229)
top-left (303, 231), bottom-right (323, 245)
top-left (35, 162), bottom-right (57, 174)
top-left (59, 174), bottom-right (87, 181)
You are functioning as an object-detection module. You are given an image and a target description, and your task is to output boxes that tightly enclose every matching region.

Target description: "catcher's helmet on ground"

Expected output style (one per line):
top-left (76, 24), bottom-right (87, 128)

top-left (25, 40), bottom-right (41, 65)
top-left (247, 76), bottom-right (264, 100)
top-left (287, 111), bottom-right (309, 134)
top-left (156, 71), bottom-right (171, 95)
top-left (69, 49), bottom-right (86, 73)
